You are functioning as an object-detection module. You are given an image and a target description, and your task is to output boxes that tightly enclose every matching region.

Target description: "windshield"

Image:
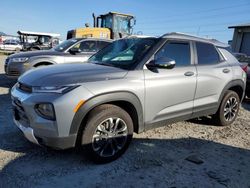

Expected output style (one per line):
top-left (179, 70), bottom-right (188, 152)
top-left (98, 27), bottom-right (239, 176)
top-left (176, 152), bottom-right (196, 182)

top-left (89, 37), bottom-right (159, 69)
top-left (53, 39), bottom-right (77, 52)
top-left (102, 15), bottom-right (113, 29)
top-left (113, 16), bottom-right (131, 34)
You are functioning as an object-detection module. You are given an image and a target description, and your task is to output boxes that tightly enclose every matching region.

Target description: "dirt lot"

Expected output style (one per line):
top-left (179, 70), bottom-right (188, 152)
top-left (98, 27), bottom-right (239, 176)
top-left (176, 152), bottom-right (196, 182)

top-left (0, 55), bottom-right (249, 188)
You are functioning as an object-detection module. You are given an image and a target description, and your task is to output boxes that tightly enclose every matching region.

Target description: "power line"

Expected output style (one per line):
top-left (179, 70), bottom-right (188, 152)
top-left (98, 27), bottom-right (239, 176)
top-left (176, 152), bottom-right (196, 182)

top-left (136, 18), bottom-right (250, 31)
top-left (138, 9), bottom-right (250, 26)
top-left (139, 2), bottom-right (250, 24)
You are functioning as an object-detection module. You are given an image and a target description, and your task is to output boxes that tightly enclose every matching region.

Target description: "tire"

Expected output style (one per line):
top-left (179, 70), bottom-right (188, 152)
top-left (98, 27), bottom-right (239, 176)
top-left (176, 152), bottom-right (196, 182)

top-left (80, 104), bottom-right (133, 163)
top-left (213, 90), bottom-right (240, 126)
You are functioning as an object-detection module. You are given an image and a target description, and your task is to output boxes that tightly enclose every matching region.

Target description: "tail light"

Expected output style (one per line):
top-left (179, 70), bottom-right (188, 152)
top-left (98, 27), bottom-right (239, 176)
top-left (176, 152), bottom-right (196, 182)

top-left (240, 64), bottom-right (248, 73)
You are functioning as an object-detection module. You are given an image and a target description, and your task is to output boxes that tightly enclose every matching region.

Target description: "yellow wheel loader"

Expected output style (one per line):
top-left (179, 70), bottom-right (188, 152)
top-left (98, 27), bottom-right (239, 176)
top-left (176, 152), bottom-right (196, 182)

top-left (67, 12), bottom-right (136, 40)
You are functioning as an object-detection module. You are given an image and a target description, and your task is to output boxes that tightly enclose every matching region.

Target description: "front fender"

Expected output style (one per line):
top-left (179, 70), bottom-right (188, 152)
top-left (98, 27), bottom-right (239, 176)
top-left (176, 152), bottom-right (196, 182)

top-left (29, 57), bottom-right (58, 67)
top-left (69, 91), bottom-right (144, 136)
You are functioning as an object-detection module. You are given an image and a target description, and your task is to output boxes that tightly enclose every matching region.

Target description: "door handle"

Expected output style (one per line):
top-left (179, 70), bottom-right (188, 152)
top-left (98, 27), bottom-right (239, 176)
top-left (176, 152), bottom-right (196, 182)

top-left (223, 69), bottom-right (230, 73)
top-left (184, 71), bottom-right (194, 76)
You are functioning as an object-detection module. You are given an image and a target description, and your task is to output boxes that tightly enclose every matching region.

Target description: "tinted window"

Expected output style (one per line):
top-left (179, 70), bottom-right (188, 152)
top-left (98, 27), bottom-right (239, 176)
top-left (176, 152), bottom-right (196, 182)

top-left (73, 41), bottom-right (97, 52)
top-left (97, 41), bottom-right (110, 51)
top-left (53, 39), bottom-right (77, 52)
top-left (196, 42), bottom-right (220, 65)
top-left (155, 41), bottom-right (191, 66)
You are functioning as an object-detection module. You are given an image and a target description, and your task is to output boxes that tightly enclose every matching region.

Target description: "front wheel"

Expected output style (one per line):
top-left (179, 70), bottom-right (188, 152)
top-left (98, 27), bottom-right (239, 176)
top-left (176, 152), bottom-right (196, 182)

top-left (213, 90), bottom-right (240, 126)
top-left (81, 104), bottom-right (133, 163)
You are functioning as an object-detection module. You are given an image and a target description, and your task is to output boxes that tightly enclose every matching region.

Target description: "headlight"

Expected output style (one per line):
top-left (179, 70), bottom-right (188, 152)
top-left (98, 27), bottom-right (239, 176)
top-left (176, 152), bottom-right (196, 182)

top-left (32, 85), bottom-right (80, 94)
top-left (11, 57), bottom-right (29, 62)
top-left (35, 103), bottom-right (55, 120)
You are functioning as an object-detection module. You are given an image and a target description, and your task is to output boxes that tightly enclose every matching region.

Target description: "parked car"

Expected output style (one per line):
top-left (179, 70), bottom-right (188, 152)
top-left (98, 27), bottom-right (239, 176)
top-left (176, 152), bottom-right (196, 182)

top-left (5, 38), bottom-right (112, 78)
top-left (0, 39), bottom-right (22, 51)
top-left (11, 33), bottom-right (246, 163)
top-left (233, 53), bottom-right (250, 97)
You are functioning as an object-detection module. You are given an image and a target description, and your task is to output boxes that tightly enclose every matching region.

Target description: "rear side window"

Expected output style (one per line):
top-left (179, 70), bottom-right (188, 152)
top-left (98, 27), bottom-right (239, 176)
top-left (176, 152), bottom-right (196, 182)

top-left (196, 42), bottom-right (220, 65)
top-left (155, 41), bottom-right (191, 66)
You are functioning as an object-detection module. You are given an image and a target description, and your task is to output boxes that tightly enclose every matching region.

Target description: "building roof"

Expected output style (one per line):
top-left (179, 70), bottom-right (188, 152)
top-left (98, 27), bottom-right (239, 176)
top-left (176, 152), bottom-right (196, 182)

top-left (228, 23), bottom-right (250, 29)
top-left (162, 32), bottom-right (229, 48)
top-left (17, 30), bottom-right (60, 37)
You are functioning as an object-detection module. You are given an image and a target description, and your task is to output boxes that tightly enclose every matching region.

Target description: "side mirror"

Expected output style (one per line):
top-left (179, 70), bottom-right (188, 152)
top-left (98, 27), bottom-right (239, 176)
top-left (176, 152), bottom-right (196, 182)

top-left (69, 48), bottom-right (81, 54)
top-left (147, 57), bottom-right (176, 69)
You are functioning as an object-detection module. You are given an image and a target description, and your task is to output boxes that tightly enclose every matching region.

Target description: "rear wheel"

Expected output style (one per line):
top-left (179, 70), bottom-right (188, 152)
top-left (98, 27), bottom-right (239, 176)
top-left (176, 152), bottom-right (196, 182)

top-left (213, 90), bottom-right (240, 126)
top-left (81, 104), bottom-right (133, 163)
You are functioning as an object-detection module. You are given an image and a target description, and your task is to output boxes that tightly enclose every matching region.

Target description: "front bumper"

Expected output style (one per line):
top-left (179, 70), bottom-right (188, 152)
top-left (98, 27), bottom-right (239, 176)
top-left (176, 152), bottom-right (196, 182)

top-left (14, 119), bottom-right (40, 145)
top-left (11, 83), bottom-right (93, 149)
top-left (14, 117), bottom-right (77, 149)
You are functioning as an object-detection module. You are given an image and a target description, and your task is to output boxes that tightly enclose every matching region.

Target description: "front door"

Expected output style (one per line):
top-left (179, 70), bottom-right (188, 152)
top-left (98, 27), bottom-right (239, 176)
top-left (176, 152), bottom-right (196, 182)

top-left (64, 40), bottom-right (97, 64)
top-left (144, 40), bottom-right (197, 126)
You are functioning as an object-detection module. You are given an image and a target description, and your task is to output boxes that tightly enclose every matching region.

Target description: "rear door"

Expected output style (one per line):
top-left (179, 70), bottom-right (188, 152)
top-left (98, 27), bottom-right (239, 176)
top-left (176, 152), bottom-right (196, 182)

top-left (193, 42), bottom-right (233, 117)
top-left (144, 40), bottom-right (197, 125)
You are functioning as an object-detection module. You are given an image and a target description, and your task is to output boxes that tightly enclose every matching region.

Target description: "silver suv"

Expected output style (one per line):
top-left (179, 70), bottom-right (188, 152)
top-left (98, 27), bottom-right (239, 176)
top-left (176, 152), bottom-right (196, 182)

top-left (5, 38), bottom-right (111, 78)
top-left (11, 33), bottom-right (246, 163)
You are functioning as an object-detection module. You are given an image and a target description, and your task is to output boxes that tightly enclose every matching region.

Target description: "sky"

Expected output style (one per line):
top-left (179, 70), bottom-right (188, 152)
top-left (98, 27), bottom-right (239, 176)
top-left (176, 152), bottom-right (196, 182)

top-left (0, 0), bottom-right (250, 43)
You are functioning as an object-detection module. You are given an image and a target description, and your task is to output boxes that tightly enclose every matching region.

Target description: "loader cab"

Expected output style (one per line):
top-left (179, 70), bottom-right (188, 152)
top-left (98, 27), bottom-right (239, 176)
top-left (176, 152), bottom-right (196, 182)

top-left (95, 12), bottom-right (136, 39)
top-left (66, 12), bottom-right (136, 40)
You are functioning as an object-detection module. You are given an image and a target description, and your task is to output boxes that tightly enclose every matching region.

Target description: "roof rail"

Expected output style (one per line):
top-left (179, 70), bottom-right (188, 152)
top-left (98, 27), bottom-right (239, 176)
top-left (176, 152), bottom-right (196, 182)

top-left (161, 32), bottom-right (229, 48)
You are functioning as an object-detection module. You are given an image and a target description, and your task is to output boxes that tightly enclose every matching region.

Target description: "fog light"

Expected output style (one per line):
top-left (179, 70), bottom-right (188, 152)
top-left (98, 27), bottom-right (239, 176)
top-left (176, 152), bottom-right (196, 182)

top-left (35, 103), bottom-right (55, 120)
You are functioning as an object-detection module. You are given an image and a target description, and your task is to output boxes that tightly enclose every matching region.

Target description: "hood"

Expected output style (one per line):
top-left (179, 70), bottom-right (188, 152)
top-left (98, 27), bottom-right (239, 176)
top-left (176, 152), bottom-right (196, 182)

top-left (9, 50), bottom-right (62, 58)
top-left (19, 63), bottom-right (128, 86)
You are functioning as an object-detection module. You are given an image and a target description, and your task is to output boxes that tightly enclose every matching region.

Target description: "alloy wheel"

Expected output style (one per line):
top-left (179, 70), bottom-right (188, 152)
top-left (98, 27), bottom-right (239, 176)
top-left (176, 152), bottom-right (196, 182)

top-left (224, 97), bottom-right (238, 121)
top-left (92, 117), bottom-right (128, 157)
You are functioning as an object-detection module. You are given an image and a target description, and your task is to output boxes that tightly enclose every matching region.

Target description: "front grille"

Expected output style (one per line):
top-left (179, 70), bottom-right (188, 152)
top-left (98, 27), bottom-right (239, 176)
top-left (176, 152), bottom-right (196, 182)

top-left (8, 69), bottom-right (20, 76)
top-left (18, 82), bottom-right (32, 93)
top-left (12, 98), bottom-right (30, 127)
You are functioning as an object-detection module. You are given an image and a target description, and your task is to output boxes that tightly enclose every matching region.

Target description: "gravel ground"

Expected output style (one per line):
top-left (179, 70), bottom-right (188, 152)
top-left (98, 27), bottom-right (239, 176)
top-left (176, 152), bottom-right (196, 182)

top-left (0, 55), bottom-right (249, 188)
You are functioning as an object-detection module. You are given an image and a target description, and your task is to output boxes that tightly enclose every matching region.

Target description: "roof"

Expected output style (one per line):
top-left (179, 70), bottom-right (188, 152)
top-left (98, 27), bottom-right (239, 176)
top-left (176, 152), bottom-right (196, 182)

top-left (162, 32), bottom-right (229, 48)
top-left (228, 23), bottom-right (250, 28)
top-left (103, 12), bottom-right (134, 18)
top-left (127, 35), bottom-right (156, 38)
top-left (69, 37), bottom-right (113, 42)
top-left (17, 30), bottom-right (60, 37)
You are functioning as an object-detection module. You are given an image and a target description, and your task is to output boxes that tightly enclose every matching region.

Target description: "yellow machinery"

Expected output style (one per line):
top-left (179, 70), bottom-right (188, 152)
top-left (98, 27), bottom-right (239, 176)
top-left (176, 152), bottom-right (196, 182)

top-left (67, 12), bottom-right (136, 40)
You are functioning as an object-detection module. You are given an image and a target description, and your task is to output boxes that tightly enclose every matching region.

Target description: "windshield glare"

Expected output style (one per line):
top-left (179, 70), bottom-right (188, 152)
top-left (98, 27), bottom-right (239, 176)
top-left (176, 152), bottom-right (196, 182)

top-left (89, 38), bottom-right (158, 69)
top-left (53, 39), bottom-right (77, 52)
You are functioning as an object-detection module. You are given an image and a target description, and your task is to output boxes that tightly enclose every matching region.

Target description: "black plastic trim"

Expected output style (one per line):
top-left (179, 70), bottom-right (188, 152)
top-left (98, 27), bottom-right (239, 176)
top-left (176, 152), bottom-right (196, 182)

top-left (69, 91), bottom-right (144, 136)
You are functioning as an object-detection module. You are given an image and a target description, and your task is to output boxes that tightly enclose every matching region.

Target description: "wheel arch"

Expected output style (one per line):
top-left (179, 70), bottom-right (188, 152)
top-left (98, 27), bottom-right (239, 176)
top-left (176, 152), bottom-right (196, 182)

top-left (33, 61), bottom-right (55, 67)
top-left (69, 91), bottom-right (144, 141)
top-left (219, 79), bottom-right (245, 104)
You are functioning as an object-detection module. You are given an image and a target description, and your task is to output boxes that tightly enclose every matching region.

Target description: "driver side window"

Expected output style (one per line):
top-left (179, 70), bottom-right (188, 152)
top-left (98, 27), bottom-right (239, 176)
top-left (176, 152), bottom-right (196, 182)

top-left (155, 41), bottom-right (191, 66)
top-left (72, 40), bottom-right (97, 53)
